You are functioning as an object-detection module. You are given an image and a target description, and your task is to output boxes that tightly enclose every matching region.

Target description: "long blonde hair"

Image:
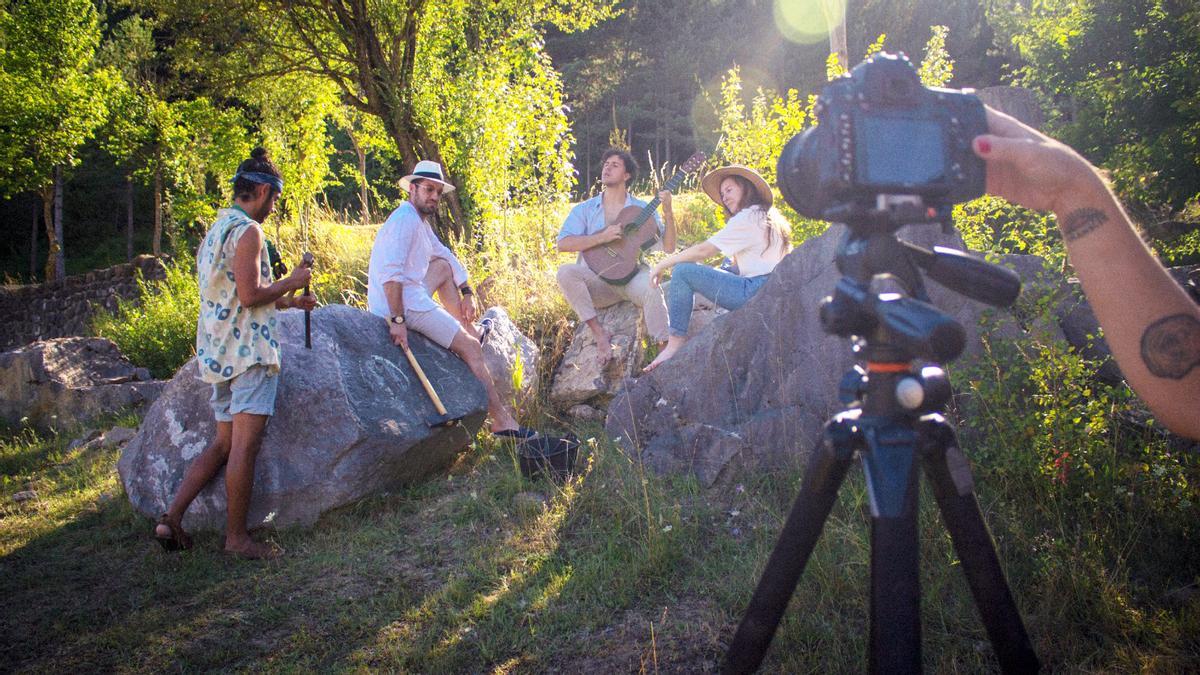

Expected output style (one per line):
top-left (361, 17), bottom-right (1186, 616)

top-left (723, 175), bottom-right (792, 255)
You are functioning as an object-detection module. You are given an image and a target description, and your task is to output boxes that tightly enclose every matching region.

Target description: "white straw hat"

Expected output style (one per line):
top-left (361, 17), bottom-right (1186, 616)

top-left (399, 160), bottom-right (456, 193)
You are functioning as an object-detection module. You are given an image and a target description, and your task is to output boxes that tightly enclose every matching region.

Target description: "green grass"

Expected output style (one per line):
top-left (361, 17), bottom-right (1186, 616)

top-left (2, 410), bottom-right (1197, 672)
top-left (8, 192), bottom-right (1198, 671)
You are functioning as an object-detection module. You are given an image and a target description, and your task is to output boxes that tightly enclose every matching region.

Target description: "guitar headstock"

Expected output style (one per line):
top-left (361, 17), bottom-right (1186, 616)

top-left (681, 152), bottom-right (706, 174)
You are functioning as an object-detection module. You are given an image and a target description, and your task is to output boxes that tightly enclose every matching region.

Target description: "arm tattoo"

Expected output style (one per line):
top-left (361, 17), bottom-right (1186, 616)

top-left (1060, 207), bottom-right (1107, 242)
top-left (1140, 314), bottom-right (1200, 379)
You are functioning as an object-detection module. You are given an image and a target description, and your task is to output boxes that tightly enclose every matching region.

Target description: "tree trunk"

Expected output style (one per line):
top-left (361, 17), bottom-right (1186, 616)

top-left (153, 161), bottom-right (163, 256)
top-left (381, 115), bottom-right (467, 242)
top-left (29, 198), bottom-right (39, 282)
top-left (41, 187), bottom-right (56, 281)
top-left (348, 131), bottom-right (370, 226)
top-left (126, 173), bottom-right (135, 261)
top-left (823, 0), bottom-right (848, 73)
top-left (55, 166), bottom-right (65, 279)
top-left (42, 166), bottom-right (66, 281)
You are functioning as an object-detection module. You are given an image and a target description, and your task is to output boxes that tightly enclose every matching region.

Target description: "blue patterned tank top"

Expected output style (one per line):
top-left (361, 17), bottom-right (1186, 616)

top-left (194, 207), bottom-right (281, 383)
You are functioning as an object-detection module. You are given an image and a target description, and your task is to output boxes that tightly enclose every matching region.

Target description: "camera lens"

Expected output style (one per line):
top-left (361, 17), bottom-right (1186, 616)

top-left (776, 129), bottom-right (826, 219)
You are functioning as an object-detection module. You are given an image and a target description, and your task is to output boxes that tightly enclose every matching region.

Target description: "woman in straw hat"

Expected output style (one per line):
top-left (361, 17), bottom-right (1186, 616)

top-left (643, 165), bottom-right (792, 372)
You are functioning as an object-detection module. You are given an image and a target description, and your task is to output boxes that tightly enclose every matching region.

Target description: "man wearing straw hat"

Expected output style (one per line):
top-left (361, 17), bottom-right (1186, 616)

top-left (367, 160), bottom-right (532, 439)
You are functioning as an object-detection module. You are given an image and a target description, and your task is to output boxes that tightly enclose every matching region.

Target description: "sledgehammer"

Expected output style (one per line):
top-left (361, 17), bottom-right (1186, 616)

top-left (401, 346), bottom-right (466, 428)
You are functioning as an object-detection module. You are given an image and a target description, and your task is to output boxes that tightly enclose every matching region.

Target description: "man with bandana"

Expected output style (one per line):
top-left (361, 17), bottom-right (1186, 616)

top-left (153, 147), bottom-right (317, 560)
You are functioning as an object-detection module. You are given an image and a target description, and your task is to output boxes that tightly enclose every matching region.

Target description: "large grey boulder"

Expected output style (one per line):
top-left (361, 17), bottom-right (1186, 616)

top-left (549, 290), bottom-right (728, 418)
top-left (605, 223), bottom-right (1068, 485)
top-left (480, 306), bottom-right (540, 410)
top-left (118, 304), bottom-right (488, 531)
top-left (0, 337), bottom-right (164, 431)
top-left (549, 301), bottom-right (645, 409)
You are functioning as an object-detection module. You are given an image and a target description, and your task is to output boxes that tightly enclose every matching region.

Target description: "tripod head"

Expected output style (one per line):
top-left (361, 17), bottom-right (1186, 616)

top-left (819, 196), bottom-right (1022, 518)
top-left (820, 195), bottom-right (1021, 368)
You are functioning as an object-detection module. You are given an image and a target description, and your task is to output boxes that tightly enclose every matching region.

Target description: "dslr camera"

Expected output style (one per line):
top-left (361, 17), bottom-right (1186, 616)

top-left (777, 52), bottom-right (987, 221)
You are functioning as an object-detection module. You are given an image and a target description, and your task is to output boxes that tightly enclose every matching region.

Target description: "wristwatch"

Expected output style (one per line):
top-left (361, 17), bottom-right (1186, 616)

top-left (390, 315), bottom-right (406, 325)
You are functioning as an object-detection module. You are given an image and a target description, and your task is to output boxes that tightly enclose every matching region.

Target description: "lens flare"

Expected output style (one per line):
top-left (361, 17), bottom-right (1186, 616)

top-left (774, 0), bottom-right (845, 45)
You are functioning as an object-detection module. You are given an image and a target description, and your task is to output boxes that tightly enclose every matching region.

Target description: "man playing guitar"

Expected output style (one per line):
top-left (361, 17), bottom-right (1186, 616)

top-left (555, 148), bottom-right (677, 363)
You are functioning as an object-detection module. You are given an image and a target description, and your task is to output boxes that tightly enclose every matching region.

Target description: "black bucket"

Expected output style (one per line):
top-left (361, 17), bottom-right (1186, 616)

top-left (518, 434), bottom-right (580, 483)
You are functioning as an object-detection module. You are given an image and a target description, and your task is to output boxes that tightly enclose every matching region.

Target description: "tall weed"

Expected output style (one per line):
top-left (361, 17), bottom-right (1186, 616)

top-left (91, 259), bottom-right (198, 379)
top-left (271, 207), bottom-right (378, 307)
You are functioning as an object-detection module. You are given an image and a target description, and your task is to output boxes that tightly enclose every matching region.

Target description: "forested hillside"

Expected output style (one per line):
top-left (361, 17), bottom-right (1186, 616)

top-left (1, 0), bottom-right (1196, 283)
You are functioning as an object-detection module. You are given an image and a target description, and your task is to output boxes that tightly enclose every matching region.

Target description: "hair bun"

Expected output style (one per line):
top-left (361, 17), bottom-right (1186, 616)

top-left (250, 147), bottom-right (269, 161)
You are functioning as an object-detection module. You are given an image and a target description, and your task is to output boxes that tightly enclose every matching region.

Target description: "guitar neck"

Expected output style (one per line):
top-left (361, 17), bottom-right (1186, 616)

top-left (627, 169), bottom-right (689, 230)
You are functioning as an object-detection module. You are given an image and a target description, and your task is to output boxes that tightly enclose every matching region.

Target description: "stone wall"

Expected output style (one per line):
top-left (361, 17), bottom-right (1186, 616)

top-left (0, 255), bottom-right (166, 352)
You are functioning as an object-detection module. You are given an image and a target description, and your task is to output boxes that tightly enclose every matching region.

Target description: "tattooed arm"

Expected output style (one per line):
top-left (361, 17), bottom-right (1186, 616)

top-left (973, 107), bottom-right (1200, 439)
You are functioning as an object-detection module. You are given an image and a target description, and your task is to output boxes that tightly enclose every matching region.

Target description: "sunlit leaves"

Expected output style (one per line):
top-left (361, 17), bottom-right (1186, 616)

top-left (0, 0), bottom-right (115, 198)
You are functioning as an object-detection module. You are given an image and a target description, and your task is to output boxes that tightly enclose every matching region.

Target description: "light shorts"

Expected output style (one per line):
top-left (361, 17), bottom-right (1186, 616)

top-left (405, 306), bottom-right (463, 349)
top-left (209, 364), bottom-right (279, 422)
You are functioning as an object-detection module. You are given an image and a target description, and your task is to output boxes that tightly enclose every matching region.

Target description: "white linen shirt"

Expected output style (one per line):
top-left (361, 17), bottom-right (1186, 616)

top-left (367, 201), bottom-right (468, 317)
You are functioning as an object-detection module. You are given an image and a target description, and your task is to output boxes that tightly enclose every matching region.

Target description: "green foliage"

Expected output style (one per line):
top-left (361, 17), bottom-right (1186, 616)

top-left (247, 72), bottom-right (341, 226)
top-left (415, 16), bottom-right (579, 235)
top-left (995, 0), bottom-right (1200, 211)
top-left (954, 298), bottom-right (1197, 556)
top-left (0, 0), bottom-right (115, 198)
top-left (916, 25), bottom-right (953, 87)
top-left (91, 259), bottom-right (198, 379)
top-left (272, 209), bottom-right (378, 308)
top-left (953, 195), bottom-right (1066, 269)
top-left (161, 98), bottom-right (252, 237)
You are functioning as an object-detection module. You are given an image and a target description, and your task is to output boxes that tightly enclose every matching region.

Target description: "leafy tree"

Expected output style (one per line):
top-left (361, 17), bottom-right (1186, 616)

top-left (994, 0), bottom-right (1200, 214)
top-left (161, 98), bottom-right (252, 245)
top-left (141, 0), bottom-right (614, 241)
top-left (97, 13), bottom-right (253, 257)
top-left (0, 0), bottom-right (115, 279)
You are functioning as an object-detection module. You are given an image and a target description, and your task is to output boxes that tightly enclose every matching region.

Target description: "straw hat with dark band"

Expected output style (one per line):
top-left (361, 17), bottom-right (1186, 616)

top-left (700, 165), bottom-right (773, 209)
top-left (400, 160), bottom-right (456, 193)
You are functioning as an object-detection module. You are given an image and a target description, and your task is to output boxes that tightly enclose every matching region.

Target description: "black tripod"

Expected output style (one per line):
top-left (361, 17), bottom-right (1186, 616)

top-left (724, 207), bottom-right (1040, 674)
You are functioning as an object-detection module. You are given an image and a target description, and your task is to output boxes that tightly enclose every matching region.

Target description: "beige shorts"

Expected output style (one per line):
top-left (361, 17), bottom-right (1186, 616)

top-left (406, 306), bottom-right (462, 349)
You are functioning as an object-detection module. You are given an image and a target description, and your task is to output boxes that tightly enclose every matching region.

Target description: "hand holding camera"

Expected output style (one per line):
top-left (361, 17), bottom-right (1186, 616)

top-left (973, 107), bottom-right (1107, 217)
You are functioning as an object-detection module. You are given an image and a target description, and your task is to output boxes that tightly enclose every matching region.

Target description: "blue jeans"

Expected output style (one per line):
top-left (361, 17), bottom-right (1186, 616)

top-left (666, 263), bottom-right (769, 336)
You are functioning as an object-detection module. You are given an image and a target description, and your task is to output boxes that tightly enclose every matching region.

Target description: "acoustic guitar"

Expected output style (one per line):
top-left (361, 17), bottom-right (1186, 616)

top-left (581, 152), bottom-right (706, 285)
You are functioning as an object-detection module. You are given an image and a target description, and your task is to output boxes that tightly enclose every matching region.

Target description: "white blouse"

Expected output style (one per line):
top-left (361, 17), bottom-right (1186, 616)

top-left (705, 206), bottom-right (788, 277)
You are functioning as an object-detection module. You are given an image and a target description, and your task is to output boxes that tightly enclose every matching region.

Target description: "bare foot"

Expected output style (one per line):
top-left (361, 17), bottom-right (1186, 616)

top-left (643, 336), bottom-right (686, 373)
top-left (224, 535), bottom-right (283, 560)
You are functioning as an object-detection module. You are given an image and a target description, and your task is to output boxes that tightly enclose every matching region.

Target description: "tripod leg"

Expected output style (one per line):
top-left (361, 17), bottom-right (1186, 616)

top-left (723, 413), bottom-right (857, 674)
top-left (870, 512), bottom-right (922, 674)
top-left (918, 417), bottom-right (1040, 673)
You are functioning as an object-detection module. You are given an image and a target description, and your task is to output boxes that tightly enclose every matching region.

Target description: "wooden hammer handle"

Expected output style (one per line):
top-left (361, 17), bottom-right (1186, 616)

top-left (402, 347), bottom-right (449, 415)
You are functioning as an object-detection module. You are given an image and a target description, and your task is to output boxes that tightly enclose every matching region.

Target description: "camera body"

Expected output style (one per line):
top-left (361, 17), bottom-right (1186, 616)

top-left (777, 52), bottom-right (987, 221)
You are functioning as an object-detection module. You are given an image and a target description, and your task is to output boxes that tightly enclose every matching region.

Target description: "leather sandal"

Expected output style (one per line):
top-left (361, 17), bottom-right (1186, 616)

top-left (154, 514), bottom-right (193, 552)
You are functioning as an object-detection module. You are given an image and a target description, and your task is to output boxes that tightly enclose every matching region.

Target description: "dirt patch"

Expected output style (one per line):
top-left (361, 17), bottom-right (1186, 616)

top-left (546, 599), bottom-right (729, 673)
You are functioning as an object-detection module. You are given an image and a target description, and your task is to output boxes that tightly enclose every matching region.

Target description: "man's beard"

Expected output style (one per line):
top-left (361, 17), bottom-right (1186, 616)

top-left (415, 201), bottom-right (438, 217)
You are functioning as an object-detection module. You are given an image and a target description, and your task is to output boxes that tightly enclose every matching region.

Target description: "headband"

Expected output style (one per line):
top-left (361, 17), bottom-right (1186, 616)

top-left (233, 171), bottom-right (284, 193)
